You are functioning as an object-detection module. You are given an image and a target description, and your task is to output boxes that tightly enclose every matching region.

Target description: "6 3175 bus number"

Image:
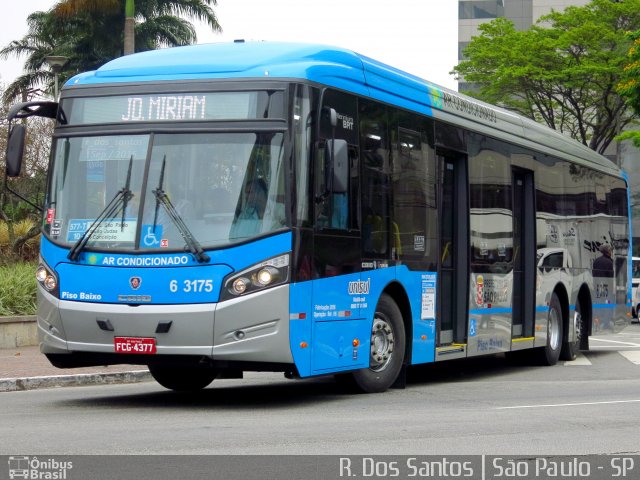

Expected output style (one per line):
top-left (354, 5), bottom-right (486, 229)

top-left (169, 279), bottom-right (213, 293)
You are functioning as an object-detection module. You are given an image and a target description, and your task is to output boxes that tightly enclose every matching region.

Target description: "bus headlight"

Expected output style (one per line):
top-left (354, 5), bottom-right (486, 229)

top-left (36, 265), bottom-right (48, 283)
top-left (35, 260), bottom-right (59, 297)
top-left (44, 275), bottom-right (57, 291)
top-left (221, 254), bottom-right (289, 300)
top-left (256, 266), bottom-right (279, 286)
top-left (232, 277), bottom-right (250, 294)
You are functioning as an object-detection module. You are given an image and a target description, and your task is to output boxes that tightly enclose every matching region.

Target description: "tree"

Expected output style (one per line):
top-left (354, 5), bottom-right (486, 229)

top-left (125, 0), bottom-right (135, 55)
top-left (52, 0), bottom-right (221, 54)
top-left (618, 30), bottom-right (640, 147)
top-left (0, 11), bottom-right (70, 103)
top-left (0, 0), bottom-right (221, 103)
top-left (1, 84), bottom-right (51, 258)
top-left (452, 0), bottom-right (640, 155)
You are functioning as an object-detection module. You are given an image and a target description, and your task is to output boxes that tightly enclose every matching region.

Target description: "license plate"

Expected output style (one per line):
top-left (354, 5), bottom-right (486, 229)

top-left (114, 337), bottom-right (156, 354)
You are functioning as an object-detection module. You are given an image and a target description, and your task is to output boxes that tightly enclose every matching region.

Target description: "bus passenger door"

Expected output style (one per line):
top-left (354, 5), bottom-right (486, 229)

top-left (437, 150), bottom-right (469, 349)
top-left (512, 169), bottom-right (536, 339)
top-left (309, 89), bottom-right (368, 374)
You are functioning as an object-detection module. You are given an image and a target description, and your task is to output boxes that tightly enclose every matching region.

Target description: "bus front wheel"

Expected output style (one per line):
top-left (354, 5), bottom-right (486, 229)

top-left (351, 294), bottom-right (406, 393)
top-left (148, 364), bottom-right (218, 391)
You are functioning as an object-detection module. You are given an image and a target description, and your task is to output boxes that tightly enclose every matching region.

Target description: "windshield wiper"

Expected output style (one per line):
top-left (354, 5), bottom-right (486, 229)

top-left (68, 156), bottom-right (134, 261)
top-left (152, 156), bottom-right (210, 263)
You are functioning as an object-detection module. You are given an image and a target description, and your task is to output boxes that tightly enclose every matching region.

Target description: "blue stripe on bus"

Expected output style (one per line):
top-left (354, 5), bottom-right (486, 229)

top-left (470, 304), bottom-right (623, 315)
top-left (469, 308), bottom-right (512, 315)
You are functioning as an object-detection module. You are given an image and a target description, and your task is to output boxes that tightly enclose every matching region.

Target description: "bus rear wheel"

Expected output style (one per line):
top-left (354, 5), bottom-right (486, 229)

top-left (535, 293), bottom-right (563, 366)
top-left (351, 294), bottom-right (406, 393)
top-left (560, 301), bottom-right (583, 361)
top-left (148, 364), bottom-right (218, 391)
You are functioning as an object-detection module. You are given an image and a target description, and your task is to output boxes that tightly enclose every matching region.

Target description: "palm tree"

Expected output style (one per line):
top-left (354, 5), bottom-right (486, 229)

top-left (0, 11), bottom-right (71, 102)
top-left (1, 0), bottom-right (221, 103)
top-left (53, 0), bottom-right (221, 53)
top-left (125, 0), bottom-right (135, 55)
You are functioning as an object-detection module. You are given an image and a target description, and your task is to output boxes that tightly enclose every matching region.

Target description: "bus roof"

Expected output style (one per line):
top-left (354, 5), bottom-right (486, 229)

top-left (66, 41), bottom-right (619, 176)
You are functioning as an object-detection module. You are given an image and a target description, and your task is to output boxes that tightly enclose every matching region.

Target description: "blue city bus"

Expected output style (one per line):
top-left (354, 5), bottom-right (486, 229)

top-left (3, 42), bottom-right (631, 393)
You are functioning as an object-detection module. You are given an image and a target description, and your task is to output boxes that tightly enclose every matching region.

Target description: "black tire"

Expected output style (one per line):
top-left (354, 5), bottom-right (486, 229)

top-left (351, 294), bottom-right (406, 393)
top-left (535, 293), bottom-right (563, 366)
top-left (560, 301), bottom-right (582, 361)
top-left (148, 364), bottom-right (218, 391)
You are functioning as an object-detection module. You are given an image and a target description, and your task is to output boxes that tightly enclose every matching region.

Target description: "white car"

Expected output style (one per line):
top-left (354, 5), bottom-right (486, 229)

top-left (537, 247), bottom-right (572, 273)
top-left (632, 256), bottom-right (640, 321)
top-left (536, 248), bottom-right (573, 306)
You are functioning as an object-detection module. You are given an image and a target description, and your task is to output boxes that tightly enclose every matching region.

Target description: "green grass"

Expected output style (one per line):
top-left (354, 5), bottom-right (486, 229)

top-left (0, 262), bottom-right (38, 316)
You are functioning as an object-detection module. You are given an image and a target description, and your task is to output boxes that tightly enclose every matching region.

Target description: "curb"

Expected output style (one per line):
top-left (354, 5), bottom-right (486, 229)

top-left (0, 370), bottom-right (152, 392)
top-left (0, 316), bottom-right (37, 349)
top-left (0, 315), bottom-right (37, 323)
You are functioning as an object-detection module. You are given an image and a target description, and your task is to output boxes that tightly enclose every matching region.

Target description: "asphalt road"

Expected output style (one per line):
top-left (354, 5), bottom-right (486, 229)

top-left (2, 324), bottom-right (640, 456)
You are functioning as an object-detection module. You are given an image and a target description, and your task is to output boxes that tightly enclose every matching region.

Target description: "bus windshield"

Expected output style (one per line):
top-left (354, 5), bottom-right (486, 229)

top-left (44, 132), bottom-right (287, 252)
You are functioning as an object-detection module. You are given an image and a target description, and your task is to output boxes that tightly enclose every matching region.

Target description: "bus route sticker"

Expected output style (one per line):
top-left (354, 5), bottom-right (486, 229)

top-left (66, 218), bottom-right (137, 243)
top-left (421, 273), bottom-right (436, 320)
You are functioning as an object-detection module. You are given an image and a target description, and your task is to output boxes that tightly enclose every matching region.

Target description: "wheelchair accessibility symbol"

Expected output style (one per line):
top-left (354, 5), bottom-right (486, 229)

top-left (142, 225), bottom-right (162, 247)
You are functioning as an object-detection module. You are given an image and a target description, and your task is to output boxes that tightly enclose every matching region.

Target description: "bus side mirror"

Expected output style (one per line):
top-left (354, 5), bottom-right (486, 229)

top-left (323, 139), bottom-right (348, 195)
top-left (328, 139), bottom-right (348, 194)
top-left (6, 124), bottom-right (26, 177)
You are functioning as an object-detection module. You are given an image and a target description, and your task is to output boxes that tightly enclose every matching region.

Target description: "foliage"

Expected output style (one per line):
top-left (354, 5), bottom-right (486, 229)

top-left (0, 219), bottom-right (40, 261)
top-left (452, 0), bottom-right (640, 155)
top-left (0, 0), bottom-right (221, 103)
top-left (1, 83), bottom-right (48, 260)
top-left (618, 30), bottom-right (640, 147)
top-left (0, 261), bottom-right (37, 316)
top-left (1, 84), bottom-right (52, 218)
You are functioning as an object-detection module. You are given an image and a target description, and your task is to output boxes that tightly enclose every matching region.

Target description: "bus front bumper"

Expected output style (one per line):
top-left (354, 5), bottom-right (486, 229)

top-left (37, 284), bottom-right (294, 368)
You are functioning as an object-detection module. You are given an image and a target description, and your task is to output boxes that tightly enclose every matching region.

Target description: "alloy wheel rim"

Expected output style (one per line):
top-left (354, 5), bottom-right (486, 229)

top-left (370, 314), bottom-right (395, 372)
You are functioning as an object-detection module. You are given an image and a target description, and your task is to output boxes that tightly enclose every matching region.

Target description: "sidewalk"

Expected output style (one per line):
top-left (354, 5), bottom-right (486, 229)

top-left (0, 345), bottom-right (150, 392)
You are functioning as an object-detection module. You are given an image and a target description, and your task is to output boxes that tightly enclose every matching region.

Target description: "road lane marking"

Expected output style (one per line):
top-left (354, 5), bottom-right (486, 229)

top-left (619, 351), bottom-right (640, 364)
top-left (590, 338), bottom-right (640, 347)
top-left (590, 345), bottom-right (640, 348)
top-left (495, 399), bottom-right (640, 410)
top-left (564, 353), bottom-right (592, 366)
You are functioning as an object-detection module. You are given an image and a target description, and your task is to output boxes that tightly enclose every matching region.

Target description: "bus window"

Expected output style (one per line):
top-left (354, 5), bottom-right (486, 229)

top-left (391, 117), bottom-right (437, 266)
top-left (360, 101), bottom-right (390, 257)
top-left (468, 134), bottom-right (513, 274)
top-left (293, 84), bottom-right (319, 228)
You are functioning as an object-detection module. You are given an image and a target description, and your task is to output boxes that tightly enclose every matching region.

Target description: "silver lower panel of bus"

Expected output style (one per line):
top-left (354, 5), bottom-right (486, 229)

top-left (37, 284), bottom-right (293, 364)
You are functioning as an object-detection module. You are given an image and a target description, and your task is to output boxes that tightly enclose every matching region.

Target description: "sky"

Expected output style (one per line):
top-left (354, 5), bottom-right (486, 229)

top-left (0, 0), bottom-right (459, 91)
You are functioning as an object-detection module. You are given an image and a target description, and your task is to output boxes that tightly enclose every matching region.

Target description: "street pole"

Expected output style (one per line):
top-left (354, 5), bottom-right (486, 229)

top-left (44, 56), bottom-right (68, 100)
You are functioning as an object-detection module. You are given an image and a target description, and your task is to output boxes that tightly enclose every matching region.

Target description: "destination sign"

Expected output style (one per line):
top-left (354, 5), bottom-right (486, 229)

top-left (122, 95), bottom-right (207, 121)
top-left (64, 91), bottom-right (282, 125)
